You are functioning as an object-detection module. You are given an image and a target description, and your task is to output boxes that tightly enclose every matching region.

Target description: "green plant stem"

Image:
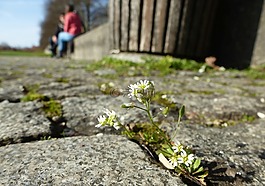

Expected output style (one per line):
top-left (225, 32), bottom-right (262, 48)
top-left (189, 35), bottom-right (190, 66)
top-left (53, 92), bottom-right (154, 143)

top-left (117, 119), bottom-right (133, 138)
top-left (172, 123), bottom-right (181, 140)
top-left (133, 105), bottom-right (147, 112)
top-left (172, 105), bottom-right (185, 139)
top-left (144, 100), bottom-right (172, 146)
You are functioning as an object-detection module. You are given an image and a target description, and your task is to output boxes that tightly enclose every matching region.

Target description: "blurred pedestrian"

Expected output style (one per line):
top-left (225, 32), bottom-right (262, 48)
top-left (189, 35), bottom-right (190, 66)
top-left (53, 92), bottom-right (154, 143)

top-left (57, 4), bottom-right (82, 58)
top-left (49, 12), bottom-right (64, 57)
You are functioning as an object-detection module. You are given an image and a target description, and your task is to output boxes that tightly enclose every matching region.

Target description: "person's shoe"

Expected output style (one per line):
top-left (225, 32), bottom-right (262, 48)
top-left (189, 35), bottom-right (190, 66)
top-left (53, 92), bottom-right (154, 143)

top-left (51, 51), bottom-right (56, 58)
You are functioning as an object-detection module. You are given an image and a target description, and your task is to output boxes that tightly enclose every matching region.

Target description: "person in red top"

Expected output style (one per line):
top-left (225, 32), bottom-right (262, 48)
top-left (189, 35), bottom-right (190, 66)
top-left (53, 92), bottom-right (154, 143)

top-left (57, 4), bottom-right (83, 57)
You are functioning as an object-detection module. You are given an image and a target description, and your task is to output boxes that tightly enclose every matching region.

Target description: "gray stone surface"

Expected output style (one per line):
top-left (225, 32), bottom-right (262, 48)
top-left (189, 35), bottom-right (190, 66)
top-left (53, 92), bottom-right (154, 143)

top-left (61, 96), bottom-right (148, 135)
top-left (0, 56), bottom-right (265, 185)
top-left (0, 135), bottom-right (185, 186)
top-left (0, 101), bottom-right (51, 145)
top-left (162, 119), bottom-right (265, 186)
top-left (0, 85), bottom-right (24, 102)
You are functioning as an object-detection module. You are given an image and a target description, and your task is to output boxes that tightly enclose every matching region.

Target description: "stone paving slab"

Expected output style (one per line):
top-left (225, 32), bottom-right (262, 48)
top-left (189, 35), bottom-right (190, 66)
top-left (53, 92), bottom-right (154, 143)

top-left (0, 135), bottom-right (185, 186)
top-left (61, 96), bottom-right (148, 135)
top-left (162, 119), bottom-right (265, 186)
top-left (0, 101), bottom-right (51, 145)
top-left (0, 56), bottom-right (265, 185)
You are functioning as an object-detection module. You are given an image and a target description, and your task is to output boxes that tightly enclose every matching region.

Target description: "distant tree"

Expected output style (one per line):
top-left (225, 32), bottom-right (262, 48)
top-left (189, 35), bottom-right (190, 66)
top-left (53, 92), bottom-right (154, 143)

top-left (0, 42), bottom-right (11, 50)
top-left (39, 0), bottom-right (108, 49)
top-left (89, 0), bottom-right (108, 29)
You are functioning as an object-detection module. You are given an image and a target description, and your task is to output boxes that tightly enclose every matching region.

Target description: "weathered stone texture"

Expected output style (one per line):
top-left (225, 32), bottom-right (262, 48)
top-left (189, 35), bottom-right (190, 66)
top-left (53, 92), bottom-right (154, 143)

top-left (0, 135), bottom-right (185, 186)
top-left (0, 56), bottom-right (265, 185)
top-left (0, 101), bottom-right (51, 144)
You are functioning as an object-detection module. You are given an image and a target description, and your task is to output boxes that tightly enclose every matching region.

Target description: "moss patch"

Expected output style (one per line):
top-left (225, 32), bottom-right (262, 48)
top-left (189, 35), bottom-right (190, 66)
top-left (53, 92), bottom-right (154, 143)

top-left (187, 112), bottom-right (256, 127)
top-left (56, 77), bottom-right (70, 83)
top-left (21, 93), bottom-right (46, 102)
top-left (86, 56), bottom-right (204, 78)
top-left (42, 100), bottom-right (62, 118)
top-left (42, 73), bottom-right (53, 78)
top-left (20, 84), bottom-right (43, 102)
top-left (20, 84), bottom-right (62, 118)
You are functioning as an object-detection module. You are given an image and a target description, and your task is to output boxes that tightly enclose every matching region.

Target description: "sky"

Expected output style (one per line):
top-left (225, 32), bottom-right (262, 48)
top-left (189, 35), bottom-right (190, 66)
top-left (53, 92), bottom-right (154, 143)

top-left (0, 0), bottom-right (47, 48)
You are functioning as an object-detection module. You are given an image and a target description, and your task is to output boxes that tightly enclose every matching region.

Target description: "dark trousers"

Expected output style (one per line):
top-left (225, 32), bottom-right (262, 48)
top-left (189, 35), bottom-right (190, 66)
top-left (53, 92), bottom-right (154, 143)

top-left (49, 37), bottom-right (58, 57)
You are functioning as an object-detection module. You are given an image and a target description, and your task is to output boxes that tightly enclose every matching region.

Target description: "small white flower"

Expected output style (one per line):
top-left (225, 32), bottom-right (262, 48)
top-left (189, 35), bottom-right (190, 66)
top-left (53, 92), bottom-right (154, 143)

top-left (136, 80), bottom-right (150, 90)
top-left (169, 156), bottom-right (179, 168)
top-left (186, 154), bottom-right (195, 166)
top-left (177, 150), bottom-right (195, 167)
top-left (96, 115), bottom-right (107, 128)
top-left (128, 80), bottom-right (155, 103)
top-left (104, 109), bottom-right (116, 117)
top-left (103, 109), bottom-right (117, 126)
top-left (96, 109), bottom-right (121, 130)
top-left (128, 84), bottom-right (139, 98)
top-left (172, 141), bottom-right (184, 153)
top-left (113, 122), bottom-right (120, 130)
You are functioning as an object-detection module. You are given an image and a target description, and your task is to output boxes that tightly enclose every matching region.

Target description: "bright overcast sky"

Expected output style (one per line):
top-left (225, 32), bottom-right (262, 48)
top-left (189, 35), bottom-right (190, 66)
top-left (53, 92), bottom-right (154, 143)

top-left (0, 0), bottom-right (47, 48)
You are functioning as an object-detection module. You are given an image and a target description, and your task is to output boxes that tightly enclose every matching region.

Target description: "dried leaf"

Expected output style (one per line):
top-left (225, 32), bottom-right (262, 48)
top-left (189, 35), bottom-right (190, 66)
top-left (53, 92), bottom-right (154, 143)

top-left (158, 153), bottom-right (174, 170)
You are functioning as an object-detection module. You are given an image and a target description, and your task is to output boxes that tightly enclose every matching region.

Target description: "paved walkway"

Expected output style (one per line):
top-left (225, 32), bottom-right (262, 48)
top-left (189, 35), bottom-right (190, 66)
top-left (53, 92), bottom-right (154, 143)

top-left (0, 56), bottom-right (264, 185)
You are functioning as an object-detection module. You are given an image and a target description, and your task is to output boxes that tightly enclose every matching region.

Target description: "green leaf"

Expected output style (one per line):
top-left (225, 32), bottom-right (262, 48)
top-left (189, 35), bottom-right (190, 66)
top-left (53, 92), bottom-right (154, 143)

top-left (192, 166), bottom-right (204, 175)
top-left (197, 170), bottom-right (208, 178)
top-left (166, 147), bottom-right (174, 155)
top-left (177, 105), bottom-right (185, 126)
top-left (161, 144), bottom-right (171, 149)
top-left (162, 107), bottom-right (169, 117)
top-left (193, 158), bottom-right (201, 171)
top-left (188, 166), bottom-right (192, 173)
top-left (179, 105), bottom-right (185, 118)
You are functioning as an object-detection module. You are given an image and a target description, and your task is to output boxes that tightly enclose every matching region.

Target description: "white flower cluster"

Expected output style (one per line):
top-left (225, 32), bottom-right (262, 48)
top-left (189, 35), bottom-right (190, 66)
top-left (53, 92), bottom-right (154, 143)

top-left (169, 142), bottom-right (195, 168)
top-left (96, 109), bottom-right (121, 130)
top-left (128, 80), bottom-right (155, 103)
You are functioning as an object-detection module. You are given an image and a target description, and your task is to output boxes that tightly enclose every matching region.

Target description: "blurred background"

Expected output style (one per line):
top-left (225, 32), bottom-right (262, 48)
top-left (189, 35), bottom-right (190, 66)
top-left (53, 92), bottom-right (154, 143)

top-left (0, 0), bottom-right (264, 68)
top-left (0, 0), bottom-right (108, 50)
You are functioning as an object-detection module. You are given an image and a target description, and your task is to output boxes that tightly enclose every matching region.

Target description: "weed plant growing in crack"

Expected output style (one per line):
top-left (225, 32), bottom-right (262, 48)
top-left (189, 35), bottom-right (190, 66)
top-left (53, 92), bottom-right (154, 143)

top-left (95, 80), bottom-right (208, 185)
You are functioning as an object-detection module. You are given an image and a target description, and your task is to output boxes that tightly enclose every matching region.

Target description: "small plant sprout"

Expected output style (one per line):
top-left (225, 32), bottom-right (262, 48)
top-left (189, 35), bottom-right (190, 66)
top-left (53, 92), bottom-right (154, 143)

top-left (96, 80), bottom-right (208, 185)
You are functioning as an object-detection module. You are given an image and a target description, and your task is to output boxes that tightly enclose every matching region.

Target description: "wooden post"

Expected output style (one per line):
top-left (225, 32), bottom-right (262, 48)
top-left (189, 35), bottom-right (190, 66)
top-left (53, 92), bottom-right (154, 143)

top-left (109, 0), bottom-right (220, 60)
top-left (164, 0), bottom-right (182, 54)
top-left (129, 0), bottom-right (141, 51)
top-left (151, 0), bottom-right (169, 53)
top-left (113, 0), bottom-right (121, 49)
top-left (109, 0), bottom-right (114, 50)
top-left (120, 0), bottom-right (130, 51)
top-left (140, 0), bottom-right (155, 52)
